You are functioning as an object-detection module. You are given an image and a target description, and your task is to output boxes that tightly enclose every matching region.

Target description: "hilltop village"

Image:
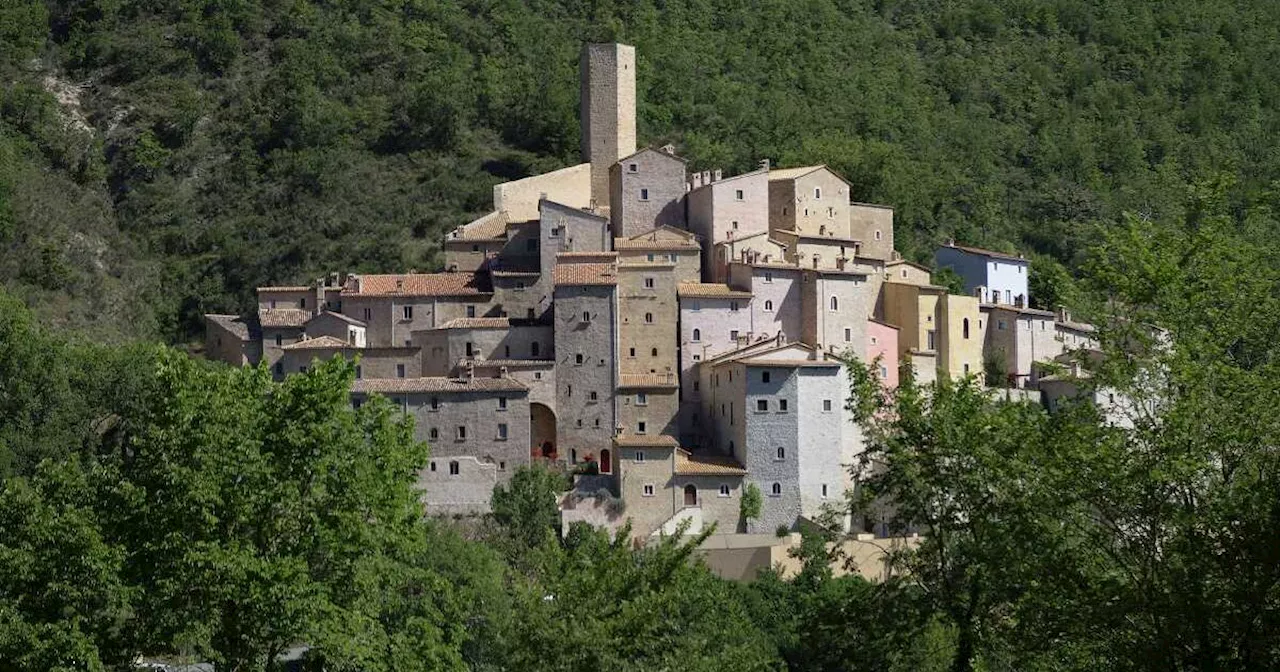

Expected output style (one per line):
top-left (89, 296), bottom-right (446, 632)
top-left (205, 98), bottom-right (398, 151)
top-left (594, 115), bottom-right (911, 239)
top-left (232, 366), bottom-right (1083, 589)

top-left (204, 43), bottom-right (1103, 541)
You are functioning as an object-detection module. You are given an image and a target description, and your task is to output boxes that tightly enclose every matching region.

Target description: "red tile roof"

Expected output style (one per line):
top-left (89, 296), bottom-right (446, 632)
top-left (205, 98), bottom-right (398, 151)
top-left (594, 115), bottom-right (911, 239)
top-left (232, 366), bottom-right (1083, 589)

top-left (281, 335), bottom-right (350, 350)
top-left (351, 377), bottom-right (528, 394)
top-left (258, 309), bottom-right (311, 328)
top-left (675, 450), bottom-right (747, 476)
top-left (343, 273), bottom-right (492, 297)
top-left (618, 373), bottom-right (679, 389)
top-left (613, 435), bottom-right (679, 448)
top-left (677, 283), bottom-right (753, 299)
top-left (553, 262), bottom-right (617, 286)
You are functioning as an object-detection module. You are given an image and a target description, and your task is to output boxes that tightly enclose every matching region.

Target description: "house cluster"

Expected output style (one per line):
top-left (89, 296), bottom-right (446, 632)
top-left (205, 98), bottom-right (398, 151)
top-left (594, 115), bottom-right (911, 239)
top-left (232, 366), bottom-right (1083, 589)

top-left (205, 43), bottom-right (1103, 538)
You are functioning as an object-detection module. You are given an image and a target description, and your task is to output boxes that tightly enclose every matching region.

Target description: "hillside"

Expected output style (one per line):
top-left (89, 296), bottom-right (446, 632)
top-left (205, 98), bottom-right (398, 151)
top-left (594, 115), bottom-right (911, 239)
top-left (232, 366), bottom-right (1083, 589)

top-left (4, 0), bottom-right (1280, 342)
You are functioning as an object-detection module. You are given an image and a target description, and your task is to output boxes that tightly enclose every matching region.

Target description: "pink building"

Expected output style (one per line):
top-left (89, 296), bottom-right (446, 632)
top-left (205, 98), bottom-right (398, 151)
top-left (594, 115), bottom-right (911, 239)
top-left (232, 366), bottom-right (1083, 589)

top-left (867, 319), bottom-right (900, 390)
top-left (677, 283), bottom-right (754, 446)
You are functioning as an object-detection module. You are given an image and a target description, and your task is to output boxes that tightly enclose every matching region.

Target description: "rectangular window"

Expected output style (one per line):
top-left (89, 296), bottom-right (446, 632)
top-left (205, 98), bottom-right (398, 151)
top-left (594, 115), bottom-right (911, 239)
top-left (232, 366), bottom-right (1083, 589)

top-left (275, 334), bottom-right (282, 347)
top-left (362, 308), bottom-right (372, 321)
top-left (402, 306), bottom-right (413, 320)
top-left (629, 348), bottom-right (636, 357)
top-left (814, 187), bottom-right (822, 199)
top-left (643, 484), bottom-right (655, 497)
top-left (927, 330), bottom-right (936, 350)
top-left (629, 163), bottom-right (638, 173)
top-left (644, 277), bottom-right (655, 289)
top-left (466, 305), bottom-right (476, 318)
top-left (756, 400), bottom-right (769, 412)
top-left (823, 399), bottom-right (832, 411)
top-left (497, 423), bottom-right (508, 440)
top-left (762, 371), bottom-right (771, 383)
top-left (730, 301), bottom-right (740, 312)
top-left (396, 364), bottom-right (405, 378)
top-left (637, 421), bottom-right (647, 434)
top-left (778, 399), bottom-right (788, 413)
top-left (639, 188), bottom-right (650, 201)
top-left (731, 220), bottom-right (739, 230)
top-left (844, 328), bottom-right (851, 342)
top-left (430, 397), bottom-right (439, 410)
top-left (449, 461), bottom-right (459, 475)
top-left (635, 451), bottom-right (646, 463)
top-left (355, 365), bottom-right (362, 379)
top-left (735, 189), bottom-right (744, 201)
top-left (821, 484), bottom-right (828, 498)
top-left (730, 330), bottom-right (739, 341)
top-left (498, 397), bottom-right (507, 410)
top-left (636, 393), bottom-right (648, 406)
top-left (455, 426), bottom-right (466, 440)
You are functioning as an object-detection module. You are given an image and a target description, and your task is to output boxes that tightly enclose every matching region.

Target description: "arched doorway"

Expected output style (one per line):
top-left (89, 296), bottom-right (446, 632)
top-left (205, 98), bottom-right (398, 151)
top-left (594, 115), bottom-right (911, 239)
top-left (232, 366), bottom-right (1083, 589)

top-left (599, 448), bottom-right (612, 474)
top-left (683, 484), bottom-right (698, 507)
top-left (530, 402), bottom-right (556, 460)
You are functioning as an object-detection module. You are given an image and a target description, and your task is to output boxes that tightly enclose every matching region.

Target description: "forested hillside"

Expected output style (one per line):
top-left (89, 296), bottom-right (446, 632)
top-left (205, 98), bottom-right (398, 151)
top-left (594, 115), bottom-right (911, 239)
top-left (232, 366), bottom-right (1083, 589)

top-left (4, 0), bottom-right (1280, 341)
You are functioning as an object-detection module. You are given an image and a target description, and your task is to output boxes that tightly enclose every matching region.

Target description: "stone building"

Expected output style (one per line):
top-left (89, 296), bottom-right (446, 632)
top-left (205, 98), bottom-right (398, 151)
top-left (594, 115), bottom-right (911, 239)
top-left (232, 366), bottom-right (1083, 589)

top-left (866, 319), bottom-right (900, 389)
top-left (610, 148), bottom-right (688, 238)
top-left (581, 42), bottom-right (637, 210)
top-left (553, 258), bottom-right (619, 464)
top-left (767, 166), bottom-right (856, 241)
top-left (801, 269), bottom-right (874, 359)
top-left (676, 282), bottom-right (755, 446)
top-left (687, 166), bottom-right (770, 280)
top-left (935, 242), bottom-right (1029, 306)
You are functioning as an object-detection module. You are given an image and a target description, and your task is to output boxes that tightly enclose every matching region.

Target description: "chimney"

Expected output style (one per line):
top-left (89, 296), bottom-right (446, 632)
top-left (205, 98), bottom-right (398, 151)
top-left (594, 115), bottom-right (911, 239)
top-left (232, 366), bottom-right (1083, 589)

top-left (395, 279), bottom-right (404, 292)
top-left (347, 275), bottom-right (363, 294)
top-left (1014, 294), bottom-right (1024, 308)
top-left (1057, 306), bottom-right (1070, 323)
top-left (500, 366), bottom-right (510, 378)
top-left (759, 158), bottom-right (770, 171)
top-left (713, 169), bottom-right (722, 181)
top-left (466, 362), bottom-right (475, 380)
top-left (660, 143), bottom-right (676, 155)
top-left (947, 238), bottom-right (956, 247)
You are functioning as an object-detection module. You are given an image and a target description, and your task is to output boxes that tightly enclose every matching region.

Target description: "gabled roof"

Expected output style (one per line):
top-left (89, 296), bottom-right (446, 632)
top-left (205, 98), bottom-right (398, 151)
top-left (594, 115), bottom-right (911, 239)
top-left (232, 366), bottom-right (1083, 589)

top-left (886, 258), bottom-right (933, 273)
top-left (554, 262), bottom-right (617, 286)
top-left (204, 314), bottom-right (258, 340)
top-left (352, 377), bottom-right (528, 394)
top-left (613, 435), bottom-right (679, 448)
top-left (613, 226), bottom-right (700, 251)
top-left (618, 373), bottom-right (679, 389)
top-left (257, 285), bottom-right (311, 293)
top-left (437, 317), bottom-right (519, 330)
top-left (448, 211), bottom-right (509, 242)
top-left (540, 198), bottom-right (608, 222)
top-left (281, 335), bottom-right (350, 350)
top-left (939, 242), bottom-right (1026, 263)
top-left (773, 229), bottom-right (862, 246)
top-left (616, 146), bottom-right (688, 165)
top-left (307, 311), bottom-right (366, 328)
top-left (675, 450), bottom-right (747, 476)
top-left (258, 308), bottom-right (311, 329)
top-left (466, 359), bottom-right (555, 369)
top-left (868, 318), bottom-right (900, 331)
top-left (677, 283), bottom-right (753, 300)
top-left (713, 341), bottom-right (841, 369)
top-left (767, 164), bottom-right (853, 187)
top-left (342, 273), bottom-right (493, 297)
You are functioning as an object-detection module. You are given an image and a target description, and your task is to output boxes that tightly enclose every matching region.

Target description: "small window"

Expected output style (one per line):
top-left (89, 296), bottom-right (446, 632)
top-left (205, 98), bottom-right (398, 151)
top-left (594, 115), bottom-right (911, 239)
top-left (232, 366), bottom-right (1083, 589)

top-left (963, 318), bottom-right (971, 339)
top-left (997, 320), bottom-right (1006, 331)
top-left (636, 392), bottom-right (648, 406)
top-left (823, 399), bottom-right (832, 411)
top-left (762, 371), bottom-right (771, 383)
top-left (396, 364), bottom-right (406, 378)
top-left (735, 189), bottom-right (744, 201)
top-left (764, 300), bottom-right (773, 311)
top-left (776, 446), bottom-right (785, 460)
top-left (275, 334), bottom-right (283, 347)
top-left (757, 400), bottom-right (769, 412)
top-left (875, 230), bottom-right (882, 241)
top-left (635, 451), bottom-right (646, 463)
top-left (629, 347), bottom-right (637, 357)
top-left (455, 426), bottom-right (466, 440)
top-left (830, 296), bottom-right (839, 311)
top-left (429, 461), bottom-right (436, 471)
top-left (644, 277), bottom-right (655, 289)
top-left (270, 300), bottom-right (277, 309)
top-left (355, 365), bottom-right (362, 379)
top-left (647, 253), bottom-right (655, 262)
top-left (628, 163), bottom-right (638, 173)
top-left (449, 461), bottom-right (459, 475)
top-left (471, 244), bottom-right (480, 252)
top-left (639, 188), bottom-right (650, 201)
top-left (497, 423), bottom-right (508, 440)
top-left (730, 301), bottom-right (740, 312)
top-left (430, 397), bottom-right (440, 410)
top-left (692, 328), bottom-right (701, 342)
top-left (637, 421), bottom-right (647, 434)
top-left (731, 220), bottom-right (739, 230)
top-left (719, 484), bottom-right (731, 497)
top-left (575, 353), bottom-right (584, 365)
top-left (498, 397), bottom-right (507, 410)
top-left (778, 399), bottom-right (788, 412)
top-left (429, 427), bottom-right (439, 440)
top-left (814, 187), bottom-right (822, 199)
top-left (645, 312), bottom-right (653, 323)
top-left (880, 365), bottom-right (889, 379)
top-left (403, 306), bottom-right (413, 320)
top-left (770, 483), bottom-right (782, 497)
top-left (643, 484), bottom-right (655, 497)
top-left (821, 484), bottom-right (829, 498)
top-left (466, 305), bottom-right (476, 318)
top-left (363, 308), bottom-right (372, 321)
top-left (844, 328), bottom-right (851, 342)
top-left (589, 391), bottom-right (598, 402)
top-left (651, 348), bottom-right (658, 357)
top-left (499, 461), bottom-right (506, 471)
top-left (730, 330), bottom-right (739, 341)
top-left (963, 364), bottom-right (971, 376)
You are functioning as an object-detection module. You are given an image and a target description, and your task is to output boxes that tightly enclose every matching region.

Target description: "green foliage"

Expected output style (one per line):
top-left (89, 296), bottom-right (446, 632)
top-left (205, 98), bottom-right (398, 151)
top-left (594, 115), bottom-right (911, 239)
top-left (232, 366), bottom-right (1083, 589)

top-left (931, 266), bottom-right (966, 296)
top-left (740, 481), bottom-right (763, 525)
top-left (489, 464), bottom-right (567, 558)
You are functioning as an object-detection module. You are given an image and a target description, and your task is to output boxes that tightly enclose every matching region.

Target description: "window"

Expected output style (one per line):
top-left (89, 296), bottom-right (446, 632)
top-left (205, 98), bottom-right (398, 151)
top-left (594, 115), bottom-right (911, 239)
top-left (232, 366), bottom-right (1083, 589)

top-left (270, 300), bottom-right (277, 309)
top-left (844, 328), bottom-right (852, 342)
top-left (527, 308), bottom-right (535, 320)
top-left (471, 244), bottom-right (480, 252)
top-left (430, 397), bottom-right (439, 410)
top-left (299, 297), bottom-right (306, 309)
top-left (531, 342), bottom-right (540, 356)
top-left (778, 399), bottom-right (788, 412)
top-left (875, 230), bottom-right (882, 241)
top-left (643, 484), bottom-right (655, 497)
top-left (635, 451), bottom-right (646, 463)
top-left (762, 371), bottom-right (771, 383)
top-left (575, 354), bottom-right (584, 365)
top-left (770, 483), bottom-right (782, 497)
top-left (628, 163), bottom-right (638, 173)
top-left (719, 484), bottom-right (731, 497)
top-left (645, 312), bottom-right (653, 323)
top-left (429, 461), bottom-right (436, 472)
top-left (644, 277), bottom-right (655, 289)
top-left (879, 364), bottom-right (889, 379)
top-left (757, 400), bottom-right (769, 412)
top-left (566, 385), bottom-right (572, 397)
top-left (629, 347), bottom-right (637, 357)
top-left (901, 269), bottom-right (908, 278)
top-left (497, 423), bottom-right (508, 440)
top-left (639, 188), bottom-right (650, 201)
top-left (636, 392), bottom-right (648, 406)
top-left (498, 397), bottom-right (507, 410)
top-left (692, 328), bottom-right (701, 342)
top-left (466, 305), bottom-right (476, 318)
top-left (823, 399), bottom-right (833, 411)
top-left (352, 397), bottom-right (363, 410)
top-left (403, 306), bottom-right (413, 320)
top-left (550, 226), bottom-right (561, 238)
top-left (455, 426), bottom-right (466, 440)
top-left (1005, 289), bottom-right (1012, 303)
top-left (396, 364), bottom-right (406, 378)
top-left (637, 421), bottom-right (647, 434)
top-left (764, 300), bottom-right (773, 311)
top-left (821, 484), bottom-right (829, 498)
top-left (730, 330), bottom-right (739, 341)
top-left (275, 334), bottom-right (283, 347)
top-left (589, 391), bottom-right (598, 402)
top-left (428, 427), bottom-right (438, 440)
top-left (499, 461), bottom-right (506, 471)
top-left (814, 187), bottom-right (822, 199)
top-left (363, 308), bottom-right (372, 321)
top-left (651, 348), bottom-right (658, 357)
top-left (647, 253), bottom-right (655, 262)
top-left (830, 296), bottom-right (839, 311)
top-left (997, 320), bottom-right (1006, 331)
top-left (963, 364), bottom-right (971, 375)
top-left (731, 220), bottom-right (739, 230)
top-left (730, 301), bottom-right (740, 312)
top-left (963, 318), bottom-right (971, 339)
top-left (871, 336), bottom-right (878, 345)
top-left (735, 189), bottom-right (744, 201)
top-left (927, 330), bottom-right (937, 350)
top-left (355, 365), bottom-right (362, 379)
top-left (449, 461), bottom-right (459, 475)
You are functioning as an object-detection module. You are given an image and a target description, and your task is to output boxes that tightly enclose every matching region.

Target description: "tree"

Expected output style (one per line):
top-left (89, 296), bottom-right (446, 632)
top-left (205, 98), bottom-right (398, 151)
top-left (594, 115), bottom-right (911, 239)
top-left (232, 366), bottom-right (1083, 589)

top-left (489, 464), bottom-right (567, 558)
top-left (740, 482), bottom-right (763, 532)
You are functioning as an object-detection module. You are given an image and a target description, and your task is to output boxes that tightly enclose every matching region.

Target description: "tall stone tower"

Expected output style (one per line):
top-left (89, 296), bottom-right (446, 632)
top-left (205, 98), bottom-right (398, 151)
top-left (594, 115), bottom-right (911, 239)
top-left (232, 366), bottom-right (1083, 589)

top-left (580, 43), bottom-right (637, 212)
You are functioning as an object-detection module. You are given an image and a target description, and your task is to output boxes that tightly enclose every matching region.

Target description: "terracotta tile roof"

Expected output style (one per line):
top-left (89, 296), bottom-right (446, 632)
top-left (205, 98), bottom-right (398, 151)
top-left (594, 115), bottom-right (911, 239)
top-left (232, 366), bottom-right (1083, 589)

top-left (677, 283), bottom-right (753, 299)
top-left (466, 359), bottom-right (555, 368)
top-left (342, 273), bottom-right (492, 297)
top-left (281, 335), bottom-right (350, 350)
top-left (613, 228), bottom-right (700, 251)
top-left (774, 229), bottom-right (862, 245)
top-left (307, 310), bottom-right (366, 327)
top-left (437, 317), bottom-right (513, 329)
top-left (351, 377), bottom-right (528, 394)
top-left (941, 242), bottom-right (1025, 262)
top-left (556, 251), bottom-right (617, 261)
top-left (982, 303), bottom-right (1055, 317)
top-left (767, 165), bottom-right (824, 181)
top-left (205, 314), bottom-right (256, 340)
top-left (258, 308), bottom-right (311, 328)
top-left (491, 268), bottom-right (542, 277)
top-left (676, 450), bottom-right (747, 476)
top-left (886, 258), bottom-right (933, 272)
top-left (613, 435), bottom-right (679, 448)
top-left (448, 211), bottom-right (508, 241)
top-left (257, 285), bottom-right (311, 292)
top-left (618, 373), bottom-right (679, 389)
top-left (553, 262), bottom-right (617, 286)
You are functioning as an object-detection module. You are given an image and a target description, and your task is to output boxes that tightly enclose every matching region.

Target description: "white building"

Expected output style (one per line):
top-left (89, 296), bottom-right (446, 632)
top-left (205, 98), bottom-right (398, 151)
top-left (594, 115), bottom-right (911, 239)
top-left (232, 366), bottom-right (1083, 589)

top-left (935, 242), bottom-right (1029, 306)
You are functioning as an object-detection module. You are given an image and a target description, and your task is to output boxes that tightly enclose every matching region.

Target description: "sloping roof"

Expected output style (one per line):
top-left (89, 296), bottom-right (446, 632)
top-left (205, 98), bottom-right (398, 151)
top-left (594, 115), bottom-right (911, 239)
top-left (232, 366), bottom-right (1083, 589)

top-left (886, 258), bottom-right (933, 273)
top-left (688, 167), bottom-right (768, 192)
top-left (258, 308), bottom-right (311, 328)
top-left (343, 273), bottom-right (492, 297)
top-left (553, 262), bottom-right (617, 286)
top-left (773, 229), bottom-right (862, 245)
top-left (617, 146), bottom-right (688, 164)
top-left (767, 165), bottom-right (825, 181)
top-left (1057, 320), bottom-right (1096, 334)
top-left (613, 226), bottom-right (700, 251)
top-left (676, 450), bottom-right (747, 476)
top-left (491, 268), bottom-right (542, 278)
top-left (618, 373), bottom-right (679, 389)
top-left (437, 317), bottom-right (513, 330)
top-left (677, 283), bottom-right (753, 299)
top-left (352, 377), bottom-right (528, 394)
top-left (257, 285), bottom-right (311, 292)
top-left (868, 318), bottom-right (900, 331)
top-left (281, 335), bottom-right (350, 350)
top-left (448, 211), bottom-right (509, 241)
top-left (556, 251), bottom-right (617, 260)
top-left (204, 314), bottom-right (257, 340)
top-left (940, 242), bottom-right (1025, 262)
top-left (982, 303), bottom-right (1055, 317)
top-left (466, 359), bottom-right (555, 368)
top-left (307, 311), bottom-right (365, 327)
top-left (613, 435), bottom-right (679, 448)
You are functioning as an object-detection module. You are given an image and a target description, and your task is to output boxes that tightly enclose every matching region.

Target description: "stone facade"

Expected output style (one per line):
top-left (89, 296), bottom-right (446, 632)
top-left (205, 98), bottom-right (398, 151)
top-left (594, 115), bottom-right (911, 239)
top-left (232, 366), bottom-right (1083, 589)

top-left (610, 148), bottom-right (687, 238)
top-left (727, 262), bottom-right (804, 343)
top-left (767, 167), bottom-right (855, 240)
top-left (554, 276), bottom-right (618, 464)
top-left (801, 270), bottom-right (873, 359)
top-left (676, 284), bottom-right (755, 446)
top-left (849, 203), bottom-right (894, 261)
top-left (415, 321), bottom-right (553, 376)
top-left (687, 168), bottom-right (770, 280)
top-left (885, 259), bottom-right (933, 287)
top-left (866, 319), bottom-right (900, 389)
top-left (938, 294), bottom-right (983, 380)
top-left (581, 43), bottom-right (637, 209)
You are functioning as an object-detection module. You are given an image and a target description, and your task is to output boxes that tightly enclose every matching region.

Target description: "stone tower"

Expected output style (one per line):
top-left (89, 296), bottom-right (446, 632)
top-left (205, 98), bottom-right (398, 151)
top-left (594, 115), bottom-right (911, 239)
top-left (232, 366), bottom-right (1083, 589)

top-left (580, 43), bottom-right (637, 212)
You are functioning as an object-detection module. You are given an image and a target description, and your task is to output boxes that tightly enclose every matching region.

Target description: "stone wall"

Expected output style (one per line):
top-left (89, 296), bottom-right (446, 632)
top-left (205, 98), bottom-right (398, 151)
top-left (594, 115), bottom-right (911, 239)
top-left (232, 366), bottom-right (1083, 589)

top-left (610, 149), bottom-right (686, 238)
top-left (580, 43), bottom-right (636, 209)
top-left (553, 284), bottom-right (618, 463)
top-left (742, 363), bottom-right (801, 533)
top-left (849, 203), bottom-right (894, 261)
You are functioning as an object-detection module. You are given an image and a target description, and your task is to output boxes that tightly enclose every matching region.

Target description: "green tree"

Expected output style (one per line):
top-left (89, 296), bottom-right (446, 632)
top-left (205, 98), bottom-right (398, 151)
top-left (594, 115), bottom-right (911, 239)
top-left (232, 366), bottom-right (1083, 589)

top-left (489, 464), bottom-right (567, 558)
top-left (739, 482), bottom-right (763, 531)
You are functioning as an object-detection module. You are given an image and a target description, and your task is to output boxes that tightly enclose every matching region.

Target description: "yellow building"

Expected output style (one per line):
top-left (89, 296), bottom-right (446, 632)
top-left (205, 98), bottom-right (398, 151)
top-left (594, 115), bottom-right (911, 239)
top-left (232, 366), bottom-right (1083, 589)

top-left (881, 282), bottom-right (981, 382)
top-left (937, 294), bottom-right (982, 381)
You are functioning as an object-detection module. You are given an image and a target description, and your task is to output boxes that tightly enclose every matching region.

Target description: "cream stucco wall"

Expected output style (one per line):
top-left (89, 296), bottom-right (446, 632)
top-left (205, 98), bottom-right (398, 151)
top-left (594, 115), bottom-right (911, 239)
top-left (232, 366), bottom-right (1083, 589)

top-left (493, 163), bottom-right (592, 222)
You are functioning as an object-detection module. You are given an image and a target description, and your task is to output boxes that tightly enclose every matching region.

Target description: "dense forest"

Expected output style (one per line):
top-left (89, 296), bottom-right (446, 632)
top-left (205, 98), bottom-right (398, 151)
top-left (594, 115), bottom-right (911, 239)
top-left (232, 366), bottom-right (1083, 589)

top-left (4, 0), bottom-right (1280, 341)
